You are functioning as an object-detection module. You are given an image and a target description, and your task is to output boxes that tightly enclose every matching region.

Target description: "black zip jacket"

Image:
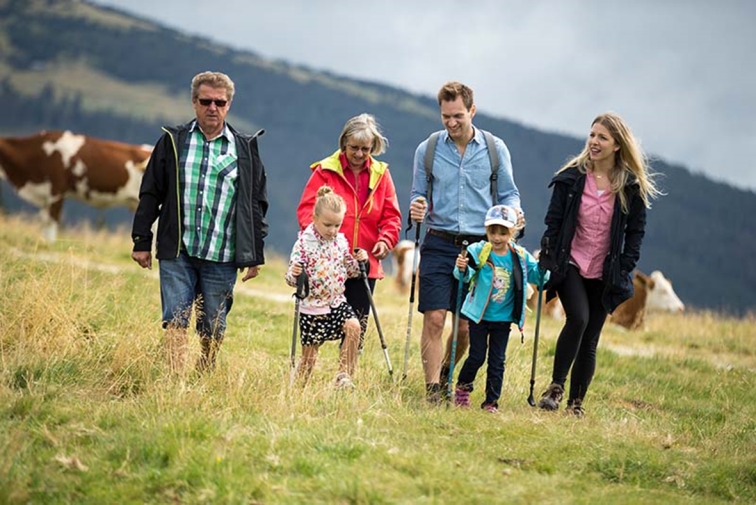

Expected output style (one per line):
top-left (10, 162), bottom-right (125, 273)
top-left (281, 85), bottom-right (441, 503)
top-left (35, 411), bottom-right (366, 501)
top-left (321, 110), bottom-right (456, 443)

top-left (537, 166), bottom-right (646, 313)
top-left (131, 121), bottom-right (268, 267)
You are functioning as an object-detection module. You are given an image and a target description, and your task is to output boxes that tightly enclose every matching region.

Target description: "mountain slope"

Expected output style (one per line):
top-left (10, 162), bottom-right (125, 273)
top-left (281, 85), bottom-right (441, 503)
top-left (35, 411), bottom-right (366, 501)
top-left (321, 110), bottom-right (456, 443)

top-left (1, 0), bottom-right (754, 314)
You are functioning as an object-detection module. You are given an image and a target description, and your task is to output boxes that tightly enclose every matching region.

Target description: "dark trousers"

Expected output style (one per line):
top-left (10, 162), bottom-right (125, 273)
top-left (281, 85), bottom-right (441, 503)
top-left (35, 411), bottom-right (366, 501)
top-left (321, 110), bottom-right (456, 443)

top-left (552, 264), bottom-right (608, 402)
top-left (456, 319), bottom-right (511, 408)
top-left (344, 277), bottom-right (375, 348)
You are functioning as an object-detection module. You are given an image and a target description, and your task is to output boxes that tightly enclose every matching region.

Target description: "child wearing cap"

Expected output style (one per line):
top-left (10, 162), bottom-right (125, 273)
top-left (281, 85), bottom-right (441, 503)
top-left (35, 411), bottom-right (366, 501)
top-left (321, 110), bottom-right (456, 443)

top-left (452, 204), bottom-right (547, 412)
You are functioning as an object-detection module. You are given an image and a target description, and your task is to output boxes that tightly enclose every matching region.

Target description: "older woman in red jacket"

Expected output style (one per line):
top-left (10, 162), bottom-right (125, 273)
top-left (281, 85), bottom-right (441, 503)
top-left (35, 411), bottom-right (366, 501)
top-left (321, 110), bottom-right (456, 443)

top-left (297, 113), bottom-right (402, 349)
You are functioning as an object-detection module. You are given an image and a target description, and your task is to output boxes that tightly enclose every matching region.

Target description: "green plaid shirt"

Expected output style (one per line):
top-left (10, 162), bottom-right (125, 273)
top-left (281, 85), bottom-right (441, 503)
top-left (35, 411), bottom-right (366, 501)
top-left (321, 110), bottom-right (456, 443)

top-left (180, 122), bottom-right (238, 262)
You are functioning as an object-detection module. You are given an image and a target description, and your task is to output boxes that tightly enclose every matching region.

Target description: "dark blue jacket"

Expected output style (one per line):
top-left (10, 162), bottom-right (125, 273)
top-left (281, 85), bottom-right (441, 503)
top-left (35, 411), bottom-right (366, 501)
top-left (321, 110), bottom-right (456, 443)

top-left (132, 121), bottom-right (268, 267)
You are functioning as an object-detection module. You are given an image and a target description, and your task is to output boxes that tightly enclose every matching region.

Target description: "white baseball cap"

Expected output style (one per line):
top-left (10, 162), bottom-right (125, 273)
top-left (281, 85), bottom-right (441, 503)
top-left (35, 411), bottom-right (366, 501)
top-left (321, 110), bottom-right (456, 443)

top-left (484, 205), bottom-right (518, 228)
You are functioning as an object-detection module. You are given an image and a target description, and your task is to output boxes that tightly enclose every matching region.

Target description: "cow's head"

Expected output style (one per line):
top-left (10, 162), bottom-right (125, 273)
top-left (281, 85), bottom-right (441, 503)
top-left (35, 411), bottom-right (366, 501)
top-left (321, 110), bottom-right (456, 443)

top-left (646, 270), bottom-right (685, 312)
top-left (392, 240), bottom-right (418, 293)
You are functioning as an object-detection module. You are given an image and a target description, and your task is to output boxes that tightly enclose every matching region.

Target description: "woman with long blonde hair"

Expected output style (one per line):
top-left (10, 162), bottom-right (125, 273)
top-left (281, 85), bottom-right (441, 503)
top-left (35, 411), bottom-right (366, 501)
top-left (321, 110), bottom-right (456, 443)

top-left (536, 112), bottom-right (661, 417)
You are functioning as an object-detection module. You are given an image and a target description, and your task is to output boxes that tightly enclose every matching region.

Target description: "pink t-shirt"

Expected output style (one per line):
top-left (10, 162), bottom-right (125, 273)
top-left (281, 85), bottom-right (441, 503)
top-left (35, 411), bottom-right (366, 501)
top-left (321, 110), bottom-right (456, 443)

top-left (570, 174), bottom-right (615, 279)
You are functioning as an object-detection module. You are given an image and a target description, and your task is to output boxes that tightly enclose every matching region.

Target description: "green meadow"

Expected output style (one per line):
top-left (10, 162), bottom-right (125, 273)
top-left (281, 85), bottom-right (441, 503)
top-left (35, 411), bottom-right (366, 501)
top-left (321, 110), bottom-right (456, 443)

top-left (1, 214), bottom-right (754, 504)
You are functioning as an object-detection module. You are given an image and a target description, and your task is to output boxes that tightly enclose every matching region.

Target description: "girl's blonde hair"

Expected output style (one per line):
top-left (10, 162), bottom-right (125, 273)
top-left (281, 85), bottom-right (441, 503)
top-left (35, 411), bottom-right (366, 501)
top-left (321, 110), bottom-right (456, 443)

top-left (557, 112), bottom-right (662, 212)
top-left (313, 185), bottom-right (346, 217)
top-left (339, 113), bottom-right (388, 155)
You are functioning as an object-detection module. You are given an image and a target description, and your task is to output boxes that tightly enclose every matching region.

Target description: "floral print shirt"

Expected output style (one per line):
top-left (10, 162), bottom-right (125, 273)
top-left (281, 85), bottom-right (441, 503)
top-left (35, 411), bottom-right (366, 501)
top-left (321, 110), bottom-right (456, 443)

top-left (285, 223), bottom-right (362, 314)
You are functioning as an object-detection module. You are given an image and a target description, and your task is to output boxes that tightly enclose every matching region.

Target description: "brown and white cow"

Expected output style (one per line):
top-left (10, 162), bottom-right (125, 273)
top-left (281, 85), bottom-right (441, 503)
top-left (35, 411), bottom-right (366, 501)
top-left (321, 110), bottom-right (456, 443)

top-left (609, 270), bottom-right (685, 330)
top-left (526, 286), bottom-right (565, 320)
top-left (391, 239), bottom-right (419, 293)
top-left (0, 130), bottom-right (152, 241)
top-left (526, 269), bottom-right (685, 330)
top-left (526, 249), bottom-right (565, 319)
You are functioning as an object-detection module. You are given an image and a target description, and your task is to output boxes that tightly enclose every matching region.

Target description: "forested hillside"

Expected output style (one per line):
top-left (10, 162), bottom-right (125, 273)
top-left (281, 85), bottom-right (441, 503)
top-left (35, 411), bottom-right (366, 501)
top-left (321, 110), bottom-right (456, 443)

top-left (1, 0), bottom-right (755, 314)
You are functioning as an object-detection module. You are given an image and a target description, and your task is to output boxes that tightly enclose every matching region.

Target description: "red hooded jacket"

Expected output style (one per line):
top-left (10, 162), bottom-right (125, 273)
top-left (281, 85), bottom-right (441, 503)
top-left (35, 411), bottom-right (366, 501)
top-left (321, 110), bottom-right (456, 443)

top-left (297, 150), bottom-right (402, 279)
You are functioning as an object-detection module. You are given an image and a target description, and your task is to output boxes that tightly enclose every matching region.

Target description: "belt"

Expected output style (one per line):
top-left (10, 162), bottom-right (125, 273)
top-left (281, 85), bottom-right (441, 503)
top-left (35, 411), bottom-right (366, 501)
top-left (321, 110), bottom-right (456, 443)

top-left (427, 229), bottom-right (486, 247)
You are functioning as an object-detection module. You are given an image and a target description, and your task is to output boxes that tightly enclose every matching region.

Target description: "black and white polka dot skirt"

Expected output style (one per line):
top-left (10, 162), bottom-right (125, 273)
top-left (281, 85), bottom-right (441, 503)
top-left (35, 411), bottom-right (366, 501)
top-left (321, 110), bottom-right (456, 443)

top-left (299, 302), bottom-right (357, 346)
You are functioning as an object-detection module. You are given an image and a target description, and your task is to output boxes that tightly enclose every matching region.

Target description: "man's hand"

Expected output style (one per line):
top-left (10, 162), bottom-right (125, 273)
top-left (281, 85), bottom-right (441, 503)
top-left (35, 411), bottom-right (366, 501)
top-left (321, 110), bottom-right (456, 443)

top-left (409, 196), bottom-right (427, 223)
top-left (241, 265), bottom-right (260, 282)
top-left (132, 251), bottom-right (152, 270)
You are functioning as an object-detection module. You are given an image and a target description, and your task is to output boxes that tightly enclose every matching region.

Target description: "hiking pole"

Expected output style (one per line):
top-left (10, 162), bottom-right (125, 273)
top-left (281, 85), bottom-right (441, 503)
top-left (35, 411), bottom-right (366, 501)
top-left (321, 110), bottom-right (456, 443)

top-left (527, 259), bottom-right (547, 406)
top-left (401, 219), bottom-right (423, 380)
top-left (358, 257), bottom-right (394, 377)
top-left (290, 267), bottom-right (309, 369)
top-left (446, 240), bottom-right (469, 404)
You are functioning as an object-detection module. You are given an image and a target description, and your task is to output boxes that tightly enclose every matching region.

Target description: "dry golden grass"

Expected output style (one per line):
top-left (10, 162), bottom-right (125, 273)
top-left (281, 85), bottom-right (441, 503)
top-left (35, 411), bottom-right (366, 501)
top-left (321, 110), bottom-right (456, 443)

top-left (1, 213), bottom-right (754, 504)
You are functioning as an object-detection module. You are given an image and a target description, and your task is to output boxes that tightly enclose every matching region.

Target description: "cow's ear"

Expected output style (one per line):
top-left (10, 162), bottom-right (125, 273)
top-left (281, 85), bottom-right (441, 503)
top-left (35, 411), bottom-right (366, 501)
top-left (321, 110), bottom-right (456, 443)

top-left (635, 270), bottom-right (650, 286)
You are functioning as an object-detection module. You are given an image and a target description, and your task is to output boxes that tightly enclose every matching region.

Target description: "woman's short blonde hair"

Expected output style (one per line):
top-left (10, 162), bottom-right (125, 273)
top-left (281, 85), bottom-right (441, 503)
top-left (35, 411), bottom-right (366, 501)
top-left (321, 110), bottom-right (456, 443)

top-left (338, 113), bottom-right (388, 156)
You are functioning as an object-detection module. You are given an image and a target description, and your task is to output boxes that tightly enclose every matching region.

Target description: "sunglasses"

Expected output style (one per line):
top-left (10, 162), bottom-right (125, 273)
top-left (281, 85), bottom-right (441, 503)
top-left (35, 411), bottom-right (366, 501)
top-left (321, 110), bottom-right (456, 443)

top-left (197, 98), bottom-right (228, 107)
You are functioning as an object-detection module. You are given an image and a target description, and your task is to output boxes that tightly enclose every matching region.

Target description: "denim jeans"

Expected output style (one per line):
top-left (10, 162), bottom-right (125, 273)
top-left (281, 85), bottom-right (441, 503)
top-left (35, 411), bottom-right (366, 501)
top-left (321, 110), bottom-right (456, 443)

top-left (456, 319), bottom-right (512, 407)
top-left (159, 251), bottom-right (238, 340)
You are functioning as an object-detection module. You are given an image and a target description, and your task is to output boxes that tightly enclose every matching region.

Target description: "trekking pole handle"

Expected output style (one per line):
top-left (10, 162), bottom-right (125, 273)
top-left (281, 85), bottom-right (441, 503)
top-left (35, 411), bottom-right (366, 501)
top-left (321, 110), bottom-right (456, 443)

top-left (405, 196), bottom-right (426, 234)
top-left (295, 263), bottom-right (309, 299)
top-left (354, 249), bottom-right (369, 279)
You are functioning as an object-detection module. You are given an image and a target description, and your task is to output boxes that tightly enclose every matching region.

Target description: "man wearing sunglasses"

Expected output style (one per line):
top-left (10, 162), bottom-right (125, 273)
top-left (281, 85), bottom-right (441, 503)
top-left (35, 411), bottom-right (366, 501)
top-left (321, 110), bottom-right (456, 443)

top-left (131, 71), bottom-right (268, 376)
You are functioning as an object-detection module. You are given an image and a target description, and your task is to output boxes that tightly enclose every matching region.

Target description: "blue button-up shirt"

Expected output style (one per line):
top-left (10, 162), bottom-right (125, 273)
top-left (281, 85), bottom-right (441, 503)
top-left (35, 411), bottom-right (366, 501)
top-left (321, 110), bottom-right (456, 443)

top-left (410, 127), bottom-right (521, 236)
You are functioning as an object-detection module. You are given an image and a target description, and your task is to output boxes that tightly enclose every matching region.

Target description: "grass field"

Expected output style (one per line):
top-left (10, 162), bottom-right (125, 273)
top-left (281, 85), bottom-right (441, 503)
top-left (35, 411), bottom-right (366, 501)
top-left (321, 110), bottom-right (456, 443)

top-left (1, 214), bottom-right (754, 504)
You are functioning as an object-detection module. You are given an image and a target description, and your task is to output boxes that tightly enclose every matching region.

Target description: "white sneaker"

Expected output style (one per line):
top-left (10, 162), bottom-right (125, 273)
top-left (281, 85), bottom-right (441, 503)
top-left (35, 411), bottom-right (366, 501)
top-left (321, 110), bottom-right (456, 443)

top-left (335, 373), bottom-right (355, 389)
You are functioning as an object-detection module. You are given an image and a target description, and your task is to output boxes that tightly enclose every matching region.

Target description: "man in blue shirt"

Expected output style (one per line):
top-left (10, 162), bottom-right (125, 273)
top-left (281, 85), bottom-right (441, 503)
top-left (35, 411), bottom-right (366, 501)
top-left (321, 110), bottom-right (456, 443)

top-left (409, 81), bottom-right (522, 402)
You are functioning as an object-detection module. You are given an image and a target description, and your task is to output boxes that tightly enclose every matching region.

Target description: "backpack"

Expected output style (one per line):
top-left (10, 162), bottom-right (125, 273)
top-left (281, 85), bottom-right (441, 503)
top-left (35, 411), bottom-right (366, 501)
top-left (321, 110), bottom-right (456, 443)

top-left (423, 130), bottom-right (500, 210)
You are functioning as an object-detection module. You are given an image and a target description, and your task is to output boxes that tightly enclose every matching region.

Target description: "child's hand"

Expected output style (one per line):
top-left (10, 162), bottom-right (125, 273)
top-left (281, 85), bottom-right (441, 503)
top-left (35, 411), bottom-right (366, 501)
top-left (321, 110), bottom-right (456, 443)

top-left (291, 263), bottom-right (303, 277)
top-left (354, 248), bottom-right (368, 263)
top-left (455, 254), bottom-right (469, 272)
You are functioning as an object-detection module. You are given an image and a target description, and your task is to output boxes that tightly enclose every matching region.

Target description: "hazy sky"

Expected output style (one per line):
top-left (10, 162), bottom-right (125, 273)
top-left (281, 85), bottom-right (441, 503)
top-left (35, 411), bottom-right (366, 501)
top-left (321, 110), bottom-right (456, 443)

top-left (91, 0), bottom-right (756, 192)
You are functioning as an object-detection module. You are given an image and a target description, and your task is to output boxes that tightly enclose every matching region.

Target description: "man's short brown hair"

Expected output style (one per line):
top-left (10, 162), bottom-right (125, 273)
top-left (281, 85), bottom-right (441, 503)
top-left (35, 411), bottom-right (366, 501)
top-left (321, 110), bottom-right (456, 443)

top-left (437, 81), bottom-right (474, 110)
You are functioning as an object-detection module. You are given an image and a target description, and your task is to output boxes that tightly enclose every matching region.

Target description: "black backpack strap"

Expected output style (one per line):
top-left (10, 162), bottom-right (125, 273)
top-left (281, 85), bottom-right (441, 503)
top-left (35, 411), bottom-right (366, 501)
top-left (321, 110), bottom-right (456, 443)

top-left (423, 132), bottom-right (441, 211)
top-left (482, 130), bottom-right (500, 205)
top-left (510, 244), bottom-right (525, 341)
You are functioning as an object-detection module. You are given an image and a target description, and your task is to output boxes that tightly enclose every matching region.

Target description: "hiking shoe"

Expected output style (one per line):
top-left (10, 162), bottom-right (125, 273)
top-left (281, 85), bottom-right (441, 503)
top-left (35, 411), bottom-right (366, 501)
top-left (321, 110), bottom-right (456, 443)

top-left (439, 364), bottom-right (450, 386)
top-left (537, 383), bottom-right (564, 411)
top-left (454, 387), bottom-right (471, 408)
top-left (335, 373), bottom-right (355, 390)
top-left (568, 398), bottom-right (585, 418)
top-left (482, 403), bottom-right (499, 414)
top-left (426, 383), bottom-right (443, 404)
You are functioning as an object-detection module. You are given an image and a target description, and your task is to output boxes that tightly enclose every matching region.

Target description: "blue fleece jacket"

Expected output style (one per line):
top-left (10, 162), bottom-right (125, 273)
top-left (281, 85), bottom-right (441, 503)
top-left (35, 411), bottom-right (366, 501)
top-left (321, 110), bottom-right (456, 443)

top-left (453, 240), bottom-right (547, 330)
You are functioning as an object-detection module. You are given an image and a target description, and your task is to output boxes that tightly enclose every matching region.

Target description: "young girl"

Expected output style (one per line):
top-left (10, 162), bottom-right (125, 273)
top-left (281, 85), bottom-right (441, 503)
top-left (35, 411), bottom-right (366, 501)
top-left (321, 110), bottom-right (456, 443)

top-left (453, 205), bottom-right (546, 412)
top-left (537, 112), bottom-right (661, 417)
top-left (285, 185), bottom-right (368, 388)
